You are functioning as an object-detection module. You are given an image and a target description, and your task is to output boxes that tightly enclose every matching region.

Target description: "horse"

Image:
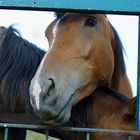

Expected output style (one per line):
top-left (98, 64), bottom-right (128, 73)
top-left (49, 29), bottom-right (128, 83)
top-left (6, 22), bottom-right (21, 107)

top-left (0, 22), bottom-right (137, 140)
top-left (50, 86), bottom-right (137, 140)
top-left (29, 13), bottom-right (133, 125)
top-left (0, 26), bottom-right (45, 140)
top-left (0, 14), bottom-right (134, 140)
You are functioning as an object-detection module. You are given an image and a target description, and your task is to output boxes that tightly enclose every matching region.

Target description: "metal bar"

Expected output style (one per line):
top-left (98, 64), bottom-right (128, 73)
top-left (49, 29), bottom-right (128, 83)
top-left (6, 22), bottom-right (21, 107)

top-left (86, 133), bottom-right (90, 140)
top-left (45, 130), bottom-right (49, 140)
top-left (0, 123), bottom-right (140, 136)
top-left (136, 16), bottom-right (140, 130)
top-left (0, 0), bottom-right (140, 14)
top-left (127, 135), bottom-right (132, 140)
top-left (4, 128), bottom-right (8, 140)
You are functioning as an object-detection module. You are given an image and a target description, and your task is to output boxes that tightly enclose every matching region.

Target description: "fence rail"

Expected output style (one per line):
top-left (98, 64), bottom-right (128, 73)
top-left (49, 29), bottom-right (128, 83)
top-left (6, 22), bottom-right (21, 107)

top-left (0, 0), bottom-right (140, 14)
top-left (0, 123), bottom-right (140, 140)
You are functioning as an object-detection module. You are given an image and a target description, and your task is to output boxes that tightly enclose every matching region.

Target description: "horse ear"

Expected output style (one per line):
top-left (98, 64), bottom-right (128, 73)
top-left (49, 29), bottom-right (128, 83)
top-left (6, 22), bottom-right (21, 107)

top-left (45, 19), bottom-right (58, 39)
top-left (121, 97), bottom-right (136, 121)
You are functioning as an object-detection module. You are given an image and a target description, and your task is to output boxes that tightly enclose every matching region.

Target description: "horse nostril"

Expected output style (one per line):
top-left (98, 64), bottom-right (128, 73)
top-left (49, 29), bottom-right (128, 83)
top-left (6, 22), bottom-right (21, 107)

top-left (47, 78), bottom-right (55, 96)
top-left (41, 77), bottom-right (55, 103)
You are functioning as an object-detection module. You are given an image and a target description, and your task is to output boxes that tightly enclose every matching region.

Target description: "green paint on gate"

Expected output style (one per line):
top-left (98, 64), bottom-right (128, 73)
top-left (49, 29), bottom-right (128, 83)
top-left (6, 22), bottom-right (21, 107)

top-left (0, 0), bottom-right (140, 14)
top-left (86, 133), bottom-right (90, 140)
top-left (45, 130), bottom-right (49, 140)
top-left (4, 128), bottom-right (8, 140)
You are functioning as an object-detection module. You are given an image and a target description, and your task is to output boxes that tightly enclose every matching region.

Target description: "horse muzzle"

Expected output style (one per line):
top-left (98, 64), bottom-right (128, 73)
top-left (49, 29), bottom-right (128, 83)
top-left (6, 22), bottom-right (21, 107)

top-left (29, 76), bottom-right (75, 125)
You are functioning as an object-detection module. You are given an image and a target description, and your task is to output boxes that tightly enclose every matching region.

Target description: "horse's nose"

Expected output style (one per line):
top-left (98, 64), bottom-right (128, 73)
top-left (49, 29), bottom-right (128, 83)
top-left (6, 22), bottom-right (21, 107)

top-left (29, 77), bottom-right (56, 111)
top-left (44, 78), bottom-right (55, 94)
top-left (41, 78), bottom-right (56, 100)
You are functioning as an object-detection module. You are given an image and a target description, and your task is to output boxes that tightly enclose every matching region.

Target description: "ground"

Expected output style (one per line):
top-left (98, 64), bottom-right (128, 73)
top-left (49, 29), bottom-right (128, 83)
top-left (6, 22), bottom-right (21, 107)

top-left (26, 130), bottom-right (59, 140)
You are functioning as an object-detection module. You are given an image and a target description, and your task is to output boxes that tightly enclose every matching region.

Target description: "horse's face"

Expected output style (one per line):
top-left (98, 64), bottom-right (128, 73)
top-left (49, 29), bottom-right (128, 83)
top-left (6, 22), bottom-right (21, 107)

top-left (29, 13), bottom-right (114, 124)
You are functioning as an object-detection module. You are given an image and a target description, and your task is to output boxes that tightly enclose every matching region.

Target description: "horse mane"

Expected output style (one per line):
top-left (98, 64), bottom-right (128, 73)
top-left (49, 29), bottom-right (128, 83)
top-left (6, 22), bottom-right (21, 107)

top-left (0, 26), bottom-right (45, 112)
top-left (110, 24), bottom-right (126, 90)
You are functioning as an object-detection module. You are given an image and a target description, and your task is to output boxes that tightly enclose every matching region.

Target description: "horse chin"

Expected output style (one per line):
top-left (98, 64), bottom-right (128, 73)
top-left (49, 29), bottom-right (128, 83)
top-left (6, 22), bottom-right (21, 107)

top-left (43, 105), bottom-right (72, 125)
top-left (34, 97), bottom-right (73, 125)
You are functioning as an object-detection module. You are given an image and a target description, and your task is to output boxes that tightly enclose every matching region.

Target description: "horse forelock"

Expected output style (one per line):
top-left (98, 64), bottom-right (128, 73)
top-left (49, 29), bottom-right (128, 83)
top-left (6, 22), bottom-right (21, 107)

top-left (55, 12), bottom-right (66, 19)
top-left (0, 26), bottom-right (45, 112)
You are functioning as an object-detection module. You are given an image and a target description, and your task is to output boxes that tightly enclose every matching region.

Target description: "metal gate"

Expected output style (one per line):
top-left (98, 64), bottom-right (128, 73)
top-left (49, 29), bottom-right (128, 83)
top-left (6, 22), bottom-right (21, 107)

top-left (1, 122), bottom-right (140, 140)
top-left (0, 0), bottom-right (140, 140)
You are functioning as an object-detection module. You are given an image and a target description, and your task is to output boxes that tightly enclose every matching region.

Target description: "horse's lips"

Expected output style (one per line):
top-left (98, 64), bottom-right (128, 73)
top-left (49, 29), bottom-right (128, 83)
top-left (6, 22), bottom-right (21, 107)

top-left (39, 94), bottom-right (74, 125)
top-left (42, 89), bottom-right (82, 125)
top-left (43, 102), bottom-right (72, 125)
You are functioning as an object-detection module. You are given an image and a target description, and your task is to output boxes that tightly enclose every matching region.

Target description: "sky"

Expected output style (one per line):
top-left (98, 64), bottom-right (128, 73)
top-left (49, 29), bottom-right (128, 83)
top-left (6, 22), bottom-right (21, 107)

top-left (0, 9), bottom-right (138, 96)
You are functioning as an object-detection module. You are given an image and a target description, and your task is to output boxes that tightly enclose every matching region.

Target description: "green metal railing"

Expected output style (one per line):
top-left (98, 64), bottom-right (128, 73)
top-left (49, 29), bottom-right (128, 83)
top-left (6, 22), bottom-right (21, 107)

top-left (0, 0), bottom-right (140, 14)
top-left (1, 123), bottom-right (140, 140)
top-left (137, 16), bottom-right (140, 131)
top-left (0, 0), bottom-right (140, 140)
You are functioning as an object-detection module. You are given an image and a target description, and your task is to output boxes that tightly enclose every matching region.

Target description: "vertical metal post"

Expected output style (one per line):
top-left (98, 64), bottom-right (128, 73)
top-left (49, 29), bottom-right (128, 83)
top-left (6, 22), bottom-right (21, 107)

top-left (127, 135), bottom-right (132, 140)
top-left (4, 128), bottom-right (8, 140)
top-left (86, 133), bottom-right (90, 140)
top-left (136, 15), bottom-right (140, 130)
top-left (45, 130), bottom-right (49, 140)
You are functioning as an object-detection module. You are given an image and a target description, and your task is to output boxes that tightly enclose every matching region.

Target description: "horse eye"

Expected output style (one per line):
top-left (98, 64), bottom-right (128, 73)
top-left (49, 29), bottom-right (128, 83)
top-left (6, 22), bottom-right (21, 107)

top-left (85, 17), bottom-right (97, 27)
top-left (123, 114), bottom-right (135, 121)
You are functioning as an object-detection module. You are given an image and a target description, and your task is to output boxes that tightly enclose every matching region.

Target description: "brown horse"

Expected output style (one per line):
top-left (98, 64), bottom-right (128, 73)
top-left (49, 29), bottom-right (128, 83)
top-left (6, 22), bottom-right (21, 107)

top-left (29, 13), bottom-right (133, 125)
top-left (50, 86), bottom-right (137, 140)
top-left (0, 14), bottom-right (134, 140)
top-left (0, 26), bottom-right (45, 140)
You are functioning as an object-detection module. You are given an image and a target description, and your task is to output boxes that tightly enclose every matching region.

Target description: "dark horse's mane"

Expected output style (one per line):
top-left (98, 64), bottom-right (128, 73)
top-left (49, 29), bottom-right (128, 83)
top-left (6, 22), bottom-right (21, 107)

top-left (0, 26), bottom-right (45, 112)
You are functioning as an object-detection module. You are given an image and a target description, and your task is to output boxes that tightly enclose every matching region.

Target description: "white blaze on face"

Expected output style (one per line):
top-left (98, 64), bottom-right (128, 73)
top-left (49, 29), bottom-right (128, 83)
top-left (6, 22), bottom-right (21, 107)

top-left (32, 80), bottom-right (42, 110)
top-left (37, 19), bottom-right (60, 70)
top-left (31, 20), bottom-right (60, 110)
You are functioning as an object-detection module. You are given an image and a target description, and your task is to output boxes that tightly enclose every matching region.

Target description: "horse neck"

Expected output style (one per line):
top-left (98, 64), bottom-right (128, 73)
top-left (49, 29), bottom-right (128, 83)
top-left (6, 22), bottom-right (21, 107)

top-left (111, 59), bottom-right (133, 97)
top-left (116, 74), bottom-right (133, 97)
top-left (91, 89), bottom-right (122, 128)
top-left (110, 52), bottom-right (132, 97)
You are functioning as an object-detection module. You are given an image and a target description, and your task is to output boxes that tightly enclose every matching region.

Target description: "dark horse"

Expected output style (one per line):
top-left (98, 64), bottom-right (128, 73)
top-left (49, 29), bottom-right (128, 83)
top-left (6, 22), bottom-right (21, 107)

top-left (0, 26), bottom-right (45, 140)
top-left (29, 13), bottom-right (133, 125)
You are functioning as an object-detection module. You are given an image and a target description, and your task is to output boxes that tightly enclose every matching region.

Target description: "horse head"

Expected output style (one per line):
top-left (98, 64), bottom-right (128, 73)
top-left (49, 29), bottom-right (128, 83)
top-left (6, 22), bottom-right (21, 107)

top-left (29, 13), bottom-right (132, 125)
